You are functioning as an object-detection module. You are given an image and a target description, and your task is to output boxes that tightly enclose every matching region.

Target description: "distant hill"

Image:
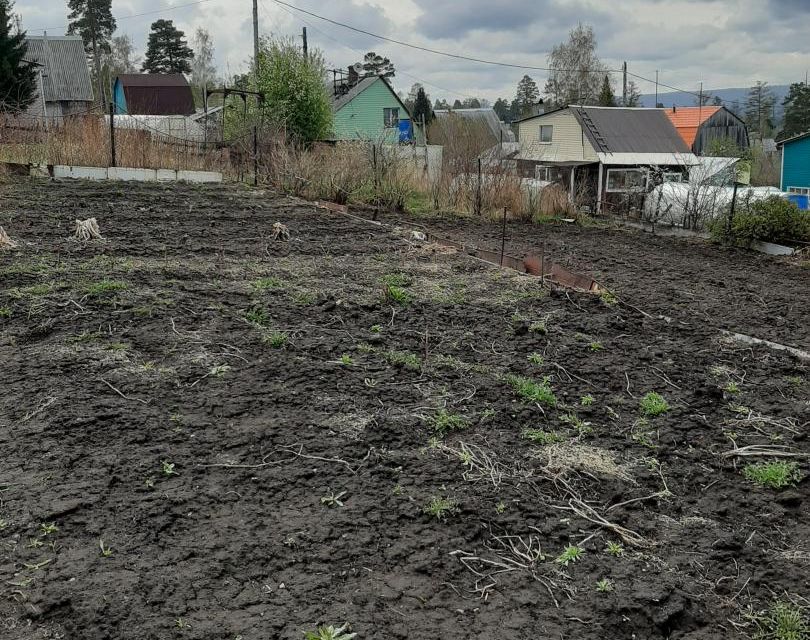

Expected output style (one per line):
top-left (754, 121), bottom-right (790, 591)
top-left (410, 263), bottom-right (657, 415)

top-left (640, 86), bottom-right (790, 119)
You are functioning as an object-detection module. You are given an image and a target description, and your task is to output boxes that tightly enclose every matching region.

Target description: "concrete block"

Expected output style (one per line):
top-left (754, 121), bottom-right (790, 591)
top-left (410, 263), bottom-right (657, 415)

top-left (176, 170), bottom-right (223, 184)
top-left (156, 169), bottom-right (177, 182)
top-left (108, 167), bottom-right (157, 182)
top-left (53, 165), bottom-right (108, 180)
top-left (29, 163), bottom-right (50, 178)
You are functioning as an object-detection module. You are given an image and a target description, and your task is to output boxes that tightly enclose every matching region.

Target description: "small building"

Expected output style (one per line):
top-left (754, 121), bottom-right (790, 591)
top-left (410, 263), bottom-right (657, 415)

top-left (778, 132), bottom-right (810, 207)
top-left (516, 106), bottom-right (698, 213)
top-left (330, 75), bottom-right (416, 143)
top-left (23, 35), bottom-right (94, 119)
top-left (663, 106), bottom-right (749, 155)
top-left (433, 108), bottom-right (516, 144)
top-left (113, 74), bottom-right (195, 116)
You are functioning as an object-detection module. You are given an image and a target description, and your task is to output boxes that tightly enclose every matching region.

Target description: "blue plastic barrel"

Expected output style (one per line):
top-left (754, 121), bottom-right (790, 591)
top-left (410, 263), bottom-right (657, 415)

top-left (787, 194), bottom-right (809, 210)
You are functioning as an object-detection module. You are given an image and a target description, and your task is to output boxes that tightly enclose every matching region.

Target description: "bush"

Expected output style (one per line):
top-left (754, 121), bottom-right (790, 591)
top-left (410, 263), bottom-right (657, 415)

top-left (713, 196), bottom-right (810, 246)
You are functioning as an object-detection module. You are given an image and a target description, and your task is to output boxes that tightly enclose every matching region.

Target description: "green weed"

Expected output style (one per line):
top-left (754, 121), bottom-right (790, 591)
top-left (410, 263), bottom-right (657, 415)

top-left (522, 429), bottom-right (564, 445)
top-left (743, 461), bottom-right (802, 489)
top-left (596, 578), bottom-right (614, 593)
top-left (370, 324), bottom-right (382, 334)
top-left (304, 624), bottom-right (357, 640)
top-left (428, 409), bottom-right (469, 435)
top-left (580, 395), bottom-right (595, 406)
top-left (384, 350), bottom-right (421, 370)
top-left (559, 413), bottom-right (592, 436)
top-left (555, 545), bottom-right (584, 566)
top-left (529, 320), bottom-right (548, 334)
top-left (381, 273), bottom-right (413, 287)
top-left (244, 307), bottom-right (269, 326)
top-left (589, 341), bottom-right (604, 352)
top-left (724, 381), bottom-right (740, 394)
top-left (262, 331), bottom-right (288, 348)
top-left (423, 496), bottom-right (458, 521)
top-left (384, 284), bottom-right (411, 305)
top-left (99, 539), bottom-right (113, 557)
top-left (527, 352), bottom-right (544, 365)
top-left (640, 392), bottom-right (669, 417)
top-left (40, 522), bottom-right (58, 536)
top-left (506, 374), bottom-right (557, 407)
top-left (321, 490), bottom-right (347, 508)
top-left (495, 501), bottom-right (507, 514)
top-left (339, 354), bottom-right (353, 366)
top-left (161, 461), bottom-right (178, 476)
top-left (605, 541), bottom-right (624, 557)
top-left (0, 306), bottom-right (11, 318)
top-left (252, 277), bottom-right (283, 291)
top-left (600, 291), bottom-right (618, 305)
top-left (752, 601), bottom-right (809, 640)
top-left (7, 283), bottom-right (54, 299)
top-left (83, 280), bottom-right (128, 297)
top-left (208, 364), bottom-right (231, 377)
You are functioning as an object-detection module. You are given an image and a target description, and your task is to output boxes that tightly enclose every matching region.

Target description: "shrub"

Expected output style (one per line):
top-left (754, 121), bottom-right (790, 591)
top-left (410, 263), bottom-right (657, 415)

top-left (713, 196), bottom-right (810, 246)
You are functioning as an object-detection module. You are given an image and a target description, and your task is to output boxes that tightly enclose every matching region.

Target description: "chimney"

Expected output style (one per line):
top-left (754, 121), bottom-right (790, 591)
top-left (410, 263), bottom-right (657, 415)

top-left (532, 98), bottom-right (545, 117)
top-left (672, 105), bottom-right (677, 114)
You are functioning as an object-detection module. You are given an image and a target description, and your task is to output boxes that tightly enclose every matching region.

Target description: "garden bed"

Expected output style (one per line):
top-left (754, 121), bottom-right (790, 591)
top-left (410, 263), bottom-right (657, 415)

top-left (1, 179), bottom-right (808, 639)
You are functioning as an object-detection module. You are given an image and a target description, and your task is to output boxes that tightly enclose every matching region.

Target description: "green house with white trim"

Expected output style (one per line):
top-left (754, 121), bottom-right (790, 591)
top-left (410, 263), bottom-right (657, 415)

top-left (330, 76), bottom-right (416, 143)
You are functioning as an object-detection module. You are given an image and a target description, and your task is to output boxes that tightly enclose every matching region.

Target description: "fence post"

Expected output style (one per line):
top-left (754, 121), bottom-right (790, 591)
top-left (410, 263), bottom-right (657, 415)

top-left (372, 144), bottom-right (379, 196)
top-left (500, 207), bottom-right (507, 266)
top-left (109, 102), bottom-right (116, 168)
top-left (726, 181), bottom-right (739, 240)
top-left (253, 125), bottom-right (259, 187)
top-left (476, 157), bottom-right (482, 216)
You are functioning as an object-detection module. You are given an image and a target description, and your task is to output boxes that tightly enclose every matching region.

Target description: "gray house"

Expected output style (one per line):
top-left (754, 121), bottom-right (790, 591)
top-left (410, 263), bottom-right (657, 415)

top-left (23, 36), bottom-right (94, 120)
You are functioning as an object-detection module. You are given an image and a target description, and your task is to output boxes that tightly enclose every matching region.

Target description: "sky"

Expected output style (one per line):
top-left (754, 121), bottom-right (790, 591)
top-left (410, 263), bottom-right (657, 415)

top-left (16, 0), bottom-right (810, 104)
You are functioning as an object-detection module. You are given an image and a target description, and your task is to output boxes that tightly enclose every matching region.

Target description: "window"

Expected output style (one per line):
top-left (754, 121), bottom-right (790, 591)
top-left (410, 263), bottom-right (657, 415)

top-left (539, 125), bottom-right (553, 143)
top-left (663, 172), bottom-right (685, 184)
top-left (606, 168), bottom-right (648, 193)
top-left (384, 107), bottom-right (399, 128)
top-left (788, 187), bottom-right (810, 195)
top-left (535, 165), bottom-right (551, 181)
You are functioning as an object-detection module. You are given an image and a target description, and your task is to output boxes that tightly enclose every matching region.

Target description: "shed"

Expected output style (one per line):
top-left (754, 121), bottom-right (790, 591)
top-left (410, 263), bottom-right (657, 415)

top-left (330, 75), bottom-right (417, 143)
top-left (23, 35), bottom-right (94, 119)
top-left (433, 108), bottom-right (515, 144)
top-left (778, 132), bottom-right (810, 207)
top-left (113, 74), bottom-right (195, 116)
top-left (664, 106), bottom-right (749, 155)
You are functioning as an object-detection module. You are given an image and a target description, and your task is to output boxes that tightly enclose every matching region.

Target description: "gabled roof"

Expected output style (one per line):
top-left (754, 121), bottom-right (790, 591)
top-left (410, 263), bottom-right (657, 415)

top-left (434, 108), bottom-right (516, 143)
top-left (24, 36), bottom-right (93, 102)
top-left (115, 74), bottom-right (194, 116)
top-left (663, 106), bottom-right (724, 148)
top-left (777, 131), bottom-right (810, 147)
top-left (571, 106), bottom-right (691, 154)
top-left (331, 76), bottom-right (412, 119)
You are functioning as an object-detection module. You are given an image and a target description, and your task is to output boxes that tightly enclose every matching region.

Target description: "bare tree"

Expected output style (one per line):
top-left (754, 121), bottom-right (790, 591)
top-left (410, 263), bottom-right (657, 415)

top-left (191, 27), bottom-right (217, 93)
top-left (544, 24), bottom-right (606, 107)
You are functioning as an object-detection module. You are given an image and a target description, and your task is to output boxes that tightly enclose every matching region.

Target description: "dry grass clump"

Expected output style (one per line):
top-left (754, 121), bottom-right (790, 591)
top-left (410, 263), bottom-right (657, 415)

top-left (0, 226), bottom-right (18, 249)
top-left (538, 443), bottom-right (634, 482)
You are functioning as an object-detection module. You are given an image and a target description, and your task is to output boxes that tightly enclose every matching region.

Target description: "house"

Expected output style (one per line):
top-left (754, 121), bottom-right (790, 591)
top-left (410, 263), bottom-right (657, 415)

top-left (663, 106), bottom-right (749, 155)
top-left (113, 74), bottom-right (195, 116)
top-left (516, 106), bottom-right (699, 213)
top-left (330, 75), bottom-right (416, 143)
top-left (23, 35), bottom-right (94, 119)
top-left (778, 132), bottom-right (810, 209)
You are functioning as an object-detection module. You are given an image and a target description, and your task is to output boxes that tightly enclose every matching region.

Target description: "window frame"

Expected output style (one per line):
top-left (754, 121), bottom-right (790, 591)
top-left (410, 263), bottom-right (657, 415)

top-left (605, 168), bottom-right (649, 193)
top-left (538, 125), bottom-right (553, 144)
top-left (787, 186), bottom-right (810, 195)
top-left (384, 107), bottom-right (400, 129)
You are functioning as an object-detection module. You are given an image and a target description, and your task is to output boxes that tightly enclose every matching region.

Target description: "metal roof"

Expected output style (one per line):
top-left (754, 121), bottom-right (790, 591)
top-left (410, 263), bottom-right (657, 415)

top-left (663, 106), bottom-right (722, 148)
top-left (115, 74), bottom-right (195, 116)
top-left (24, 36), bottom-right (93, 103)
top-left (597, 152), bottom-right (699, 166)
top-left (777, 131), bottom-right (810, 147)
top-left (434, 108), bottom-right (516, 143)
top-left (572, 106), bottom-right (691, 155)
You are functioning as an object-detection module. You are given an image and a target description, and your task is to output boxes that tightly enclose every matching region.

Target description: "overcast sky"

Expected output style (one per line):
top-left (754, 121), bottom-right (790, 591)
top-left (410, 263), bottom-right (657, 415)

top-left (16, 0), bottom-right (810, 103)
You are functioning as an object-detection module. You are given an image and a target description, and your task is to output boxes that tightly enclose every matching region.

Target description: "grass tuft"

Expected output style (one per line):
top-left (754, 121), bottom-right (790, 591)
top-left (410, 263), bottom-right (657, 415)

top-left (506, 374), bottom-right (557, 407)
top-left (252, 277), bottom-right (283, 291)
top-left (640, 392), bottom-right (669, 417)
top-left (743, 461), bottom-right (802, 489)
top-left (428, 409), bottom-right (469, 435)
top-left (423, 496), bottom-right (458, 521)
top-left (384, 284), bottom-right (411, 305)
top-left (753, 601), bottom-right (809, 640)
top-left (555, 545), bottom-right (583, 566)
top-left (83, 280), bottom-right (128, 297)
top-left (522, 429), bottom-right (564, 445)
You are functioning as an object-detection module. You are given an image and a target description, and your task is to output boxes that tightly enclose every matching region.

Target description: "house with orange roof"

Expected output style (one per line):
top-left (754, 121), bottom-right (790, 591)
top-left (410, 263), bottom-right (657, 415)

top-left (663, 106), bottom-right (749, 156)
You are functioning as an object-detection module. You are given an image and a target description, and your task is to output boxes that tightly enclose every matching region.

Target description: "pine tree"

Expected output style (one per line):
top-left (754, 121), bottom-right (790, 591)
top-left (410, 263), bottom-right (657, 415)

top-left (493, 97), bottom-right (511, 122)
top-left (142, 19), bottom-right (194, 74)
top-left (780, 82), bottom-right (810, 141)
top-left (452, 99), bottom-right (463, 109)
top-left (412, 86), bottom-right (433, 125)
top-left (744, 81), bottom-right (776, 138)
top-left (0, 0), bottom-right (36, 113)
top-left (598, 75), bottom-right (615, 107)
top-left (514, 75), bottom-right (539, 117)
top-left (67, 0), bottom-right (116, 106)
top-left (358, 51), bottom-right (394, 78)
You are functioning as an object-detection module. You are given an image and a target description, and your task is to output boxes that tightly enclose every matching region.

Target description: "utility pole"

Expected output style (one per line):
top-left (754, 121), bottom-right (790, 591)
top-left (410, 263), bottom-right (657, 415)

top-left (622, 62), bottom-right (627, 107)
top-left (252, 0), bottom-right (260, 84)
top-left (655, 70), bottom-right (659, 107)
top-left (302, 27), bottom-right (308, 59)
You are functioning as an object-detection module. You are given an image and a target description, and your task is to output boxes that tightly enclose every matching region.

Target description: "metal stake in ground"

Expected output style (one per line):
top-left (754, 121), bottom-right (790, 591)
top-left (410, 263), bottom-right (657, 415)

top-left (253, 125), bottom-right (259, 187)
top-left (476, 158), bottom-right (482, 216)
top-left (109, 102), bottom-right (116, 168)
top-left (500, 207), bottom-right (507, 267)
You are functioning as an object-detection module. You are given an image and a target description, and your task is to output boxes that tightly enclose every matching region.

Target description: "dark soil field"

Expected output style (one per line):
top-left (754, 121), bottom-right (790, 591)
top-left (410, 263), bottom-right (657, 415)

top-left (1, 179), bottom-right (808, 640)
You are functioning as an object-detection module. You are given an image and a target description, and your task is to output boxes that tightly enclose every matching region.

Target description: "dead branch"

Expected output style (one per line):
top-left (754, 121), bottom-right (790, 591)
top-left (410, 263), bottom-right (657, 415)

top-left (556, 498), bottom-right (650, 548)
top-left (99, 378), bottom-right (149, 405)
top-left (74, 218), bottom-right (103, 241)
top-left (720, 444), bottom-right (810, 459)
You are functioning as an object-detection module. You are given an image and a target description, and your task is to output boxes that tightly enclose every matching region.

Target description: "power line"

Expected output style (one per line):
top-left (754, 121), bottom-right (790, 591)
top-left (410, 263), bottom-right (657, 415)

top-left (27, 0), bottom-right (219, 33)
top-left (269, 0), bottom-right (619, 74)
top-left (265, 0), bottom-right (481, 101)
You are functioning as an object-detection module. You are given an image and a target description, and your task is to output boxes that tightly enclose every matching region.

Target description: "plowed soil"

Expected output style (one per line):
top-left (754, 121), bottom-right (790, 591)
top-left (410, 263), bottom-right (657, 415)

top-left (1, 180), bottom-right (808, 640)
